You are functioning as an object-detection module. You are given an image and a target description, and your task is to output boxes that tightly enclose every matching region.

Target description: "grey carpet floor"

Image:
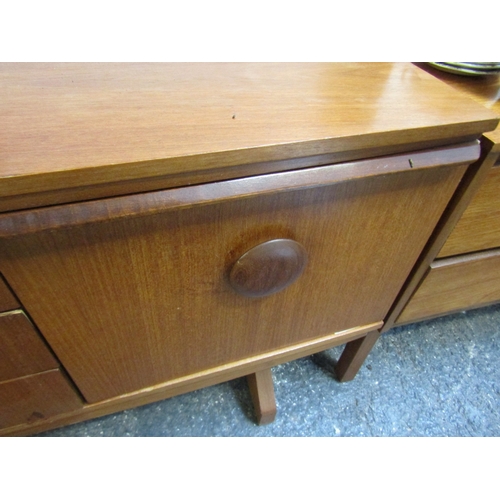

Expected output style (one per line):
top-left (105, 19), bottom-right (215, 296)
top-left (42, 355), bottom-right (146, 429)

top-left (37, 303), bottom-right (500, 437)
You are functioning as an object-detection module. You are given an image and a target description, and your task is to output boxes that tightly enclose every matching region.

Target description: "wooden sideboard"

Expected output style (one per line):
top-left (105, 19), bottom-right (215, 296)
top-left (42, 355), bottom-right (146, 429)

top-left (0, 63), bottom-right (497, 436)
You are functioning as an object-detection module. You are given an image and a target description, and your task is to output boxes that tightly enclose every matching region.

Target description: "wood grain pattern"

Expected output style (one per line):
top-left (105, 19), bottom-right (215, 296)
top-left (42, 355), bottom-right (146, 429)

top-left (0, 274), bottom-right (19, 312)
top-left (0, 142), bottom-right (480, 238)
top-left (0, 369), bottom-right (82, 429)
top-left (438, 164), bottom-right (500, 257)
top-left (0, 311), bottom-right (59, 382)
top-left (0, 165), bottom-right (465, 402)
top-left (0, 63), bottom-right (496, 206)
top-left (247, 369), bottom-right (277, 425)
top-left (396, 249), bottom-right (500, 324)
top-left (0, 322), bottom-right (381, 436)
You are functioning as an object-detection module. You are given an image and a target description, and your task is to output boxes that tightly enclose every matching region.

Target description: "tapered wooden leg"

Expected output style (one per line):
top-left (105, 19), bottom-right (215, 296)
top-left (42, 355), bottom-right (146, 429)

top-left (247, 368), bottom-right (277, 425)
top-left (335, 330), bottom-right (382, 382)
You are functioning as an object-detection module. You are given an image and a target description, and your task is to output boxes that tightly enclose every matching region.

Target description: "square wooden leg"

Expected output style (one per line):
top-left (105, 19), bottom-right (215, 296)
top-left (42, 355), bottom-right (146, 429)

top-left (335, 330), bottom-right (381, 382)
top-left (247, 368), bottom-right (277, 425)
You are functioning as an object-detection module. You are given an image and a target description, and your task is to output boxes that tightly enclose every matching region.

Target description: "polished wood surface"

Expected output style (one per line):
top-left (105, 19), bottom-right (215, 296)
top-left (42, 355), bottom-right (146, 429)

top-left (0, 311), bottom-right (59, 382)
top-left (0, 163), bottom-right (464, 402)
top-left (0, 369), bottom-right (82, 429)
top-left (416, 64), bottom-right (500, 148)
top-left (397, 249), bottom-right (500, 324)
top-left (0, 63), bottom-right (496, 209)
top-left (247, 369), bottom-right (277, 425)
top-left (0, 141), bottom-right (480, 238)
top-left (229, 239), bottom-right (307, 298)
top-left (1, 322), bottom-right (381, 436)
top-left (438, 164), bottom-right (500, 257)
top-left (0, 275), bottom-right (19, 312)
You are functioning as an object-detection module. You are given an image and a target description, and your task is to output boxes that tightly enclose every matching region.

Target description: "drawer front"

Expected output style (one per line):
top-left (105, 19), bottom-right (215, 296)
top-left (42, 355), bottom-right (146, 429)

top-left (0, 310), bottom-right (59, 382)
top-left (0, 151), bottom-right (469, 402)
top-left (397, 249), bottom-right (500, 324)
top-left (439, 164), bottom-right (500, 257)
top-left (0, 370), bottom-right (82, 430)
top-left (0, 275), bottom-right (19, 312)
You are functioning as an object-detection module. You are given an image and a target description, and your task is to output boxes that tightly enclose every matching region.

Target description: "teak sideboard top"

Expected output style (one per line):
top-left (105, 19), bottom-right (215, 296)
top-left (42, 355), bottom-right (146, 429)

top-left (0, 63), bottom-right (498, 212)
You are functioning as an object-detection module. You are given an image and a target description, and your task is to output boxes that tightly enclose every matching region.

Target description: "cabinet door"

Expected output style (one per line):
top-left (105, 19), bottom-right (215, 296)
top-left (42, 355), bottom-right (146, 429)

top-left (0, 146), bottom-right (473, 402)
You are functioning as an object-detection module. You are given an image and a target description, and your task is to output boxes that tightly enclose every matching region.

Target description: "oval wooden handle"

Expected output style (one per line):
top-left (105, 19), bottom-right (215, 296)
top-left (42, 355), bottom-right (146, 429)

top-left (229, 239), bottom-right (308, 298)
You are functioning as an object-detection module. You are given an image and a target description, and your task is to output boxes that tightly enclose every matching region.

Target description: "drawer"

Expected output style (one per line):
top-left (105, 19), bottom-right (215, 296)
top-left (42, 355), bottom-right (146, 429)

top-left (0, 310), bottom-right (59, 382)
top-left (397, 249), bottom-right (500, 324)
top-left (438, 164), bottom-right (500, 257)
top-left (0, 369), bottom-right (82, 430)
top-left (0, 145), bottom-right (472, 402)
top-left (0, 275), bottom-right (19, 312)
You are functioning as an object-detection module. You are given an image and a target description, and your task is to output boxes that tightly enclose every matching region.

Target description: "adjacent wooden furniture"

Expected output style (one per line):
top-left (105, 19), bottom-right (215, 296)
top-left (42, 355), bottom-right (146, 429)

top-left (395, 66), bottom-right (500, 325)
top-left (0, 63), bottom-right (497, 436)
